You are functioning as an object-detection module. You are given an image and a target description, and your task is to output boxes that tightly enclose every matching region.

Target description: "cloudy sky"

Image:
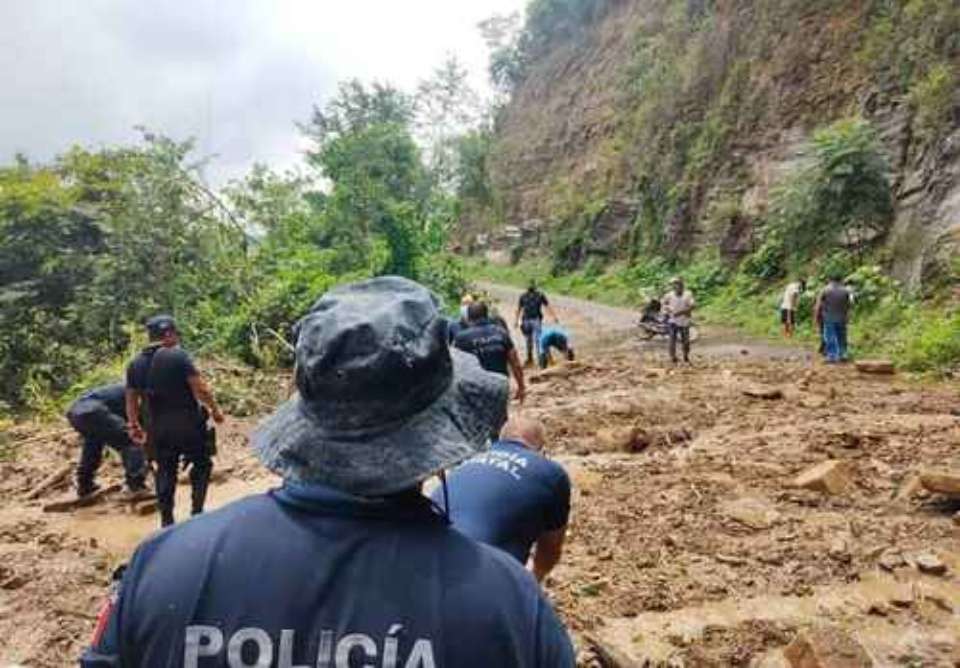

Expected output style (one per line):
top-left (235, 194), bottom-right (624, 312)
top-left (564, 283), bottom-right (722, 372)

top-left (0, 1), bottom-right (525, 184)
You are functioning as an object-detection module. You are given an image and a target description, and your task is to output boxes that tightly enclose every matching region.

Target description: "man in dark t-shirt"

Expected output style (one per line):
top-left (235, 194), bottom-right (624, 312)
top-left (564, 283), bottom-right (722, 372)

top-left (455, 302), bottom-right (526, 404)
top-left (814, 276), bottom-right (853, 363)
top-left (515, 281), bottom-right (559, 367)
top-left (66, 383), bottom-right (147, 497)
top-left (126, 315), bottom-right (224, 527)
top-left (432, 416), bottom-right (570, 582)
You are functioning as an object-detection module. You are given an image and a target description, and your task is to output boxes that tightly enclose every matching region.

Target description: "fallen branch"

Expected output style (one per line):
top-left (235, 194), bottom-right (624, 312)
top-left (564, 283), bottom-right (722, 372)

top-left (42, 483), bottom-right (123, 513)
top-left (26, 463), bottom-right (74, 500)
top-left (584, 633), bottom-right (642, 668)
top-left (13, 428), bottom-right (73, 448)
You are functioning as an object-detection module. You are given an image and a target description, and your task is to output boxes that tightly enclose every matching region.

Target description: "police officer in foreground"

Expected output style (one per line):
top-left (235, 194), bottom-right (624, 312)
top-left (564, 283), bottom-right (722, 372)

top-left (125, 315), bottom-right (224, 527)
top-left (66, 383), bottom-right (147, 498)
top-left (81, 277), bottom-right (574, 667)
top-left (431, 415), bottom-right (570, 583)
top-left (454, 301), bottom-right (526, 404)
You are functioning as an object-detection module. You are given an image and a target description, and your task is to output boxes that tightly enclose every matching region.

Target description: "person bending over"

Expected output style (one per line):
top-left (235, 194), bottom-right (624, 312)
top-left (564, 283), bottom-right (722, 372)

top-left (538, 326), bottom-right (575, 369)
top-left (432, 415), bottom-right (570, 582)
top-left (66, 383), bottom-right (147, 498)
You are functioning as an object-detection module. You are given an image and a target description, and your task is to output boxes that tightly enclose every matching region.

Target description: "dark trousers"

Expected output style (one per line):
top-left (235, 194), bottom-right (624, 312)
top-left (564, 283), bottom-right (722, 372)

top-left (68, 403), bottom-right (146, 494)
top-left (522, 318), bottom-right (543, 364)
top-left (149, 414), bottom-right (212, 527)
top-left (669, 324), bottom-right (691, 363)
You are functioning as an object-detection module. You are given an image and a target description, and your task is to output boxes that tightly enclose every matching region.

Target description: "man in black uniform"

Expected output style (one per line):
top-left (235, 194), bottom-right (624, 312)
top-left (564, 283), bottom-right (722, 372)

top-left (125, 315), bottom-right (224, 527)
top-left (455, 302), bottom-right (525, 404)
top-left (515, 280), bottom-right (559, 367)
top-left (66, 383), bottom-right (147, 497)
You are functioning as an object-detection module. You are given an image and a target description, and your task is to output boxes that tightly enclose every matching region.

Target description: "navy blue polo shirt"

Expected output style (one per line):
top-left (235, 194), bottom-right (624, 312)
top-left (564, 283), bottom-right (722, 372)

top-left (126, 345), bottom-right (199, 417)
top-left (432, 440), bottom-right (571, 563)
top-left (80, 483), bottom-right (574, 667)
top-left (70, 383), bottom-right (127, 418)
top-left (453, 318), bottom-right (514, 376)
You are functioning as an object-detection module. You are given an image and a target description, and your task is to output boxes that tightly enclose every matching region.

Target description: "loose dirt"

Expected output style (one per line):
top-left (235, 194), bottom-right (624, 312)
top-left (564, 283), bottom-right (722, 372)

top-left (1, 285), bottom-right (958, 666)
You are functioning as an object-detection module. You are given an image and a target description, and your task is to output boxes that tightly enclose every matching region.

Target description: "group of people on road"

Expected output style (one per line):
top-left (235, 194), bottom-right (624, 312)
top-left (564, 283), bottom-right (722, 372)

top-left (80, 276), bottom-right (577, 666)
top-left (66, 315), bottom-right (224, 528)
top-left (780, 274), bottom-right (854, 363)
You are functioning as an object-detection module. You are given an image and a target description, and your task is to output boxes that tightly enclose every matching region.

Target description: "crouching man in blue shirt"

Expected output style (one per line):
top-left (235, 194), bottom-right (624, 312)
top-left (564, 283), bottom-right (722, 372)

top-left (432, 416), bottom-right (570, 582)
top-left (79, 276), bottom-right (574, 668)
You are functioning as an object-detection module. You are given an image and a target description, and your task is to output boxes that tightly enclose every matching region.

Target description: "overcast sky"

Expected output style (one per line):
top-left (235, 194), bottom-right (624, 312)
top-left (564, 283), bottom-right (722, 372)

top-left (0, 1), bottom-right (525, 184)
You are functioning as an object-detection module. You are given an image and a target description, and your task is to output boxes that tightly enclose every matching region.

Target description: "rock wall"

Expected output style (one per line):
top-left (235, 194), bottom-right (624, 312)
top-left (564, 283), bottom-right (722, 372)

top-left (482, 0), bottom-right (960, 289)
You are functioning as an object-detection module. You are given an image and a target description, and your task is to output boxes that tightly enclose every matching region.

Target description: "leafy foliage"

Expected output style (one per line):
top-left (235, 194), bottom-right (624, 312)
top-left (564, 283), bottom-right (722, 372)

top-left (765, 118), bottom-right (894, 268)
top-left (1, 76), bottom-right (475, 413)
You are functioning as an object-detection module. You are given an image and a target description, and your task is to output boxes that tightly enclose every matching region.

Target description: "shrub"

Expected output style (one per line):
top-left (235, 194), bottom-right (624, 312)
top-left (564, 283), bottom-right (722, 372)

top-left (909, 62), bottom-right (956, 142)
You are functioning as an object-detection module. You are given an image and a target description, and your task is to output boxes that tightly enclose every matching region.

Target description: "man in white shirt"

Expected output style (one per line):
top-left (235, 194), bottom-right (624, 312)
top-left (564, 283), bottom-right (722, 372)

top-left (780, 278), bottom-right (806, 338)
top-left (662, 276), bottom-right (696, 364)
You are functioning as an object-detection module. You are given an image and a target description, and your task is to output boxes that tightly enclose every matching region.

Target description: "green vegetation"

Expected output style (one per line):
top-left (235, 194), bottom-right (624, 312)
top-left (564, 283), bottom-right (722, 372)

top-left (468, 113), bottom-right (960, 373)
top-left (464, 0), bottom-right (959, 374)
top-left (0, 74), bottom-right (475, 416)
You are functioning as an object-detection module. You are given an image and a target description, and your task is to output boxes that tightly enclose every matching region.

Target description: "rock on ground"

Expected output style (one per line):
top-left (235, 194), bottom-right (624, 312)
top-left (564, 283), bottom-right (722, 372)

top-left (854, 360), bottom-right (895, 375)
top-left (792, 460), bottom-right (854, 495)
top-left (919, 471), bottom-right (960, 498)
top-left (782, 626), bottom-right (874, 667)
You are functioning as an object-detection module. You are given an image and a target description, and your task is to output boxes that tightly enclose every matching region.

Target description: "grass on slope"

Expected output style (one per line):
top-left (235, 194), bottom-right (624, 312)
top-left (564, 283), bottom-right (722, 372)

top-left (464, 256), bottom-right (960, 374)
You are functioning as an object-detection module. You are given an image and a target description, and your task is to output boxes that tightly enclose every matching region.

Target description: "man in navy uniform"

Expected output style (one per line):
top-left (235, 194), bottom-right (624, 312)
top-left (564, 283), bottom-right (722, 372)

top-left (125, 315), bottom-right (224, 527)
top-left (454, 301), bottom-right (526, 404)
top-left (432, 415), bottom-right (570, 582)
top-left (80, 277), bottom-right (574, 667)
top-left (66, 383), bottom-right (147, 497)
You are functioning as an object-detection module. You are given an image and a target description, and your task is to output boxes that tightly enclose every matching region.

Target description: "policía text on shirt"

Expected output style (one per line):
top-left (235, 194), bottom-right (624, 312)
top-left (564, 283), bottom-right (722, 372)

top-left (184, 624), bottom-right (436, 668)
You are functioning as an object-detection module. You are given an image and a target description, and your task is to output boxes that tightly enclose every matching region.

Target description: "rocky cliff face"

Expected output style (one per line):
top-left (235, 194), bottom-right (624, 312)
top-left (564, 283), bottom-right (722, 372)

top-left (482, 0), bottom-right (960, 289)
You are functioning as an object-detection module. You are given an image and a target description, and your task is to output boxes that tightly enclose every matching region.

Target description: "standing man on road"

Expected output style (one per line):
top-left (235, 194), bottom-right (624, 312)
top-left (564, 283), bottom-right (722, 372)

top-left (663, 276), bottom-right (696, 364)
top-left (455, 301), bottom-right (526, 404)
top-left (125, 315), bottom-right (224, 527)
top-left (66, 383), bottom-right (147, 498)
top-left (780, 278), bottom-right (806, 338)
top-left (815, 275), bottom-right (853, 363)
top-left (432, 415), bottom-right (570, 583)
top-left (80, 277), bottom-right (574, 667)
top-left (515, 280), bottom-right (559, 367)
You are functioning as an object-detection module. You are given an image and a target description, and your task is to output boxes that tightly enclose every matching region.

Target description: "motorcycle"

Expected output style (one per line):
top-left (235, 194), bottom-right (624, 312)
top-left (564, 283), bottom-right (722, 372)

top-left (637, 300), bottom-right (700, 342)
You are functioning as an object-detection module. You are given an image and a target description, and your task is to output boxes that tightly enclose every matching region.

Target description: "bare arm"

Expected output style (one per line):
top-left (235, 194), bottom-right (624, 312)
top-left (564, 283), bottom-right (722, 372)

top-left (507, 348), bottom-right (526, 403)
top-left (531, 527), bottom-right (566, 582)
top-left (188, 374), bottom-right (225, 423)
top-left (125, 388), bottom-right (145, 444)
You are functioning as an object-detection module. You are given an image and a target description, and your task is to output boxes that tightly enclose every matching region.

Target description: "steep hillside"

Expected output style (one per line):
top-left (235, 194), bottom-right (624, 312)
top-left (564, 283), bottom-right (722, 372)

top-left (480, 0), bottom-right (960, 289)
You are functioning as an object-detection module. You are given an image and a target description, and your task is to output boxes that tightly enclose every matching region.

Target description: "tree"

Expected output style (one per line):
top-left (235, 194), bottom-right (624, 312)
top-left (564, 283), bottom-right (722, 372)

top-left (302, 79), bottom-right (414, 151)
top-left (415, 56), bottom-right (483, 190)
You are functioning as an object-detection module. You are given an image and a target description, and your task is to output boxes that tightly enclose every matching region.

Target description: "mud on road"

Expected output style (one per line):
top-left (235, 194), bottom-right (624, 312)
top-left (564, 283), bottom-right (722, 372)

top-left (1, 286), bottom-right (959, 666)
